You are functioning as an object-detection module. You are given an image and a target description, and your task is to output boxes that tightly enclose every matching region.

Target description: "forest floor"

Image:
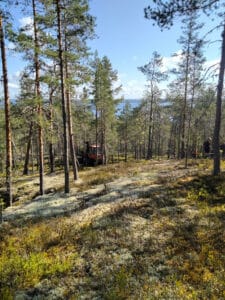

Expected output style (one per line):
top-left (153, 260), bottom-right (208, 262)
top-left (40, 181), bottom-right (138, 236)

top-left (1, 159), bottom-right (225, 299)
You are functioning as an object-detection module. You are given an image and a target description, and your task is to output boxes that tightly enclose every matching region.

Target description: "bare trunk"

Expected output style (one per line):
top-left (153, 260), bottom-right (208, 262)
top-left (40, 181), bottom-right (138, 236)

top-left (168, 123), bottom-right (175, 158)
top-left (124, 118), bottom-right (128, 162)
top-left (49, 90), bottom-right (55, 173)
top-left (177, 119), bottom-right (182, 159)
top-left (102, 111), bottom-right (107, 165)
top-left (147, 90), bottom-right (154, 159)
top-left (0, 14), bottom-right (13, 206)
top-left (185, 61), bottom-right (196, 168)
top-left (103, 127), bottom-right (107, 165)
top-left (56, 0), bottom-right (70, 193)
top-left (181, 43), bottom-right (190, 160)
top-left (213, 23), bottom-right (225, 175)
top-left (32, 0), bottom-right (44, 195)
top-left (66, 89), bottom-right (79, 179)
top-left (23, 122), bottom-right (33, 175)
top-left (64, 35), bottom-right (78, 180)
top-left (95, 105), bottom-right (98, 164)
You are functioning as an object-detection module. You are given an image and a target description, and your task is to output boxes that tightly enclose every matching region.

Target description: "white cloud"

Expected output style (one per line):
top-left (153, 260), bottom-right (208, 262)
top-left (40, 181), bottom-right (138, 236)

top-left (19, 16), bottom-right (33, 36)
top-left (161, 50), bottom-right (183, 72)
top-left (7, 42), bottom-right (16, 50)
top-left (204, 58), bottom-right (219, 70)
top-left (117, 54), bottom-right (221, 100)
top-left (7, 71), bottom-right (22, 97)
top-left (117, 72), bottom-right (127, 80)
top-left (8, 82), bottom-right (19, 89)
top-left (9, 71), bottom-right (21, 82)
top-left (116, 52), bottom-right (184, 99)
top-left (162, 52), bottom-right (220, 75)
top-left (14, 71), bottom-right (22, 78)
top-left (119, 77), bottom-right (146, 99)
top-left (19, 16), bottom-right (33, 27)
top-left (201, 59), bottom-right (219, 83)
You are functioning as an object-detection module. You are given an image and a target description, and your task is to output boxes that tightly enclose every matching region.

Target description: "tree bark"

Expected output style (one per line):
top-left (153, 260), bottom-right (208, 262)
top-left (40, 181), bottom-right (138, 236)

top-left (56, 0), bottom-right (70, 193)
top-left (32, 0), bottom-right (44, 195)
top-left (213, 23), bottom-right (225, 175)
top-left (124, 117), bottom-right (128, 162)
top-left (64, 34), bottom-right (78, 180)
top-left (23, 121), bottom-right (33, 175)
top-left (0, 14), bottom-right (13, 206)
top-left (49, 89), bottom-right (55, 173)
top-left (185, 58), bottom-right (196, 168)
top-left (181, 41), bottom-right (190, 160)
top-left (147, 90), bottom-right (154, 159)
top-left (95, 104), bottom-right (98, 165)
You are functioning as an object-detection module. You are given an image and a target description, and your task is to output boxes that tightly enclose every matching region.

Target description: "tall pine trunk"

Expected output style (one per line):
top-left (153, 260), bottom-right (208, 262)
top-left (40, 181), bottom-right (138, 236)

top-left (124, 118), bottom-right (128, 162)
top-left (32, 0), bottom-right (44, 195)
top-left (147, 90), bottom-right (154, 159)
top-left (23, 121), bottom-right (33, 175)
top-left (66, 89), bottom-right (79, 179)
top-left (64, 34), bottom-right (78, 180)
top-left (185, 59), bottom-right (196, 168)
top-left (56, 0), bottom-right (70, 193)
top-left (213, 23), bottom-right (225, 175)
top-left (181, 42), bottom-right (190, 160)
top-left (0, 14), bottom-right (13, 206)
top-left (49, 89), bottom-right (55, 173)
top-left (95, 105), bottom-right (98, 164)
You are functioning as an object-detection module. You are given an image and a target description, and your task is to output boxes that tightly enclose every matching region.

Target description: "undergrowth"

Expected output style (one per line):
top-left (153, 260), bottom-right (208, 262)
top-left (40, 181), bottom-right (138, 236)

top-left (1, 159), bottom-right (225, 299)
top-left (77, 160), bottom-right (148, 191)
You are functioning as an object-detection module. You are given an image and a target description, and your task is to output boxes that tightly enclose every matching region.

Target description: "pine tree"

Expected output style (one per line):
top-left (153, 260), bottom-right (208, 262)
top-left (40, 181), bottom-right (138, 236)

top-left (170, 11), bottom-right (205, 162)
top-left (8, 0), bottom-right (46, 194)
top-left (92, 55), bottom-right (121, 164)
top-left (40, 0), bottom-right (95, 181)
top-left (144, 0), bottom-right (225, 174)
top-left (117, 101), bottom-right (132, 162)
top-left (138, 52), bottom-right (167, 159)
top-left (13, 71), bottom-right (37, 175)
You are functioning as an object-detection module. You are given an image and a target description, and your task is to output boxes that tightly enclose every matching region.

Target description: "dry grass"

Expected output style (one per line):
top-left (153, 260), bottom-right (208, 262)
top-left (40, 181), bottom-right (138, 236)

top-left (1, 159), bottom-right (225, 299)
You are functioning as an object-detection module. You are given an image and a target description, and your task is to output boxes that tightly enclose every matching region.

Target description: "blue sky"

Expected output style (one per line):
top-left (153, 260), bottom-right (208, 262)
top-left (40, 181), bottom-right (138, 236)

top-left (88, 0), bottom-right (183, 98)
top-left (3, 0), bottom-right (222, 100)
top-left (87, 0), bottom-right (221, 99)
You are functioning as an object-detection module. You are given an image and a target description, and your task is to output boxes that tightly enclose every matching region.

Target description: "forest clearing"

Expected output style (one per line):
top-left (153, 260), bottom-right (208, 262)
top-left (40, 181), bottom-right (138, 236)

top-left (1, 158), bottom-right (225, 299)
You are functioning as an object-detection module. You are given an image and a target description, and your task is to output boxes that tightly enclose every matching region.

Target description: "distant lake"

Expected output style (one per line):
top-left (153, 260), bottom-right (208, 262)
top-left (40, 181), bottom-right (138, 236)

top-left (118, 98), bottom-right (169, 111)
top-left (117, 99), bottom-right (142, 112)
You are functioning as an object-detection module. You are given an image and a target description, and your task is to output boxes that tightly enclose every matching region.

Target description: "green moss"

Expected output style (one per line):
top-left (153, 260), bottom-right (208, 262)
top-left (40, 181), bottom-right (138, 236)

top-left (0, 221), bottom-right (78, 298)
